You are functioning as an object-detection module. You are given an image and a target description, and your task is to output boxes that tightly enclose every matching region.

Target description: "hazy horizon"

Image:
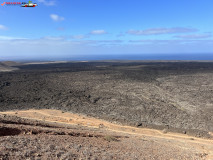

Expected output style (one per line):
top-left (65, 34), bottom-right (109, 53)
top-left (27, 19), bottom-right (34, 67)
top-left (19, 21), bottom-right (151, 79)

top-left (1, 53), bottom-right (213, 62)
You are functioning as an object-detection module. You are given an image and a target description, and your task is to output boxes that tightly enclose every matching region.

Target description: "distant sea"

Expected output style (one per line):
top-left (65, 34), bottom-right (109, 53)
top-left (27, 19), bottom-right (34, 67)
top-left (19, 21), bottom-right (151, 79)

top-left (1, 53), bottom-right (213, 61)
top-left (64, 53), bottom-right (213, 61)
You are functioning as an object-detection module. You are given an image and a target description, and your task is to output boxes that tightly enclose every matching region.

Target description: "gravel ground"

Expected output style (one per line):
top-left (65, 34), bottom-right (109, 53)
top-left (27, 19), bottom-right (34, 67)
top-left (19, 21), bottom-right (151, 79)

top-left (0, 114), bottom-right (211, 160)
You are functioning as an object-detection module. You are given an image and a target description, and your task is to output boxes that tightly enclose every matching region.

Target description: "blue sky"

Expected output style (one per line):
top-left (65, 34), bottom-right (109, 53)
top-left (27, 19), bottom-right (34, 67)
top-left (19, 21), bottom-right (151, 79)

top-left (0, 0), bottom-right (213, 60)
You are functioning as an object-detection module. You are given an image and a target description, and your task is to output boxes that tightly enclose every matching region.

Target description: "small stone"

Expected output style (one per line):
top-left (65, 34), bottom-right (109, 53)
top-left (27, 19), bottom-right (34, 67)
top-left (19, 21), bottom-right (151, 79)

top-left (136, 122), bottom-right (142, 127)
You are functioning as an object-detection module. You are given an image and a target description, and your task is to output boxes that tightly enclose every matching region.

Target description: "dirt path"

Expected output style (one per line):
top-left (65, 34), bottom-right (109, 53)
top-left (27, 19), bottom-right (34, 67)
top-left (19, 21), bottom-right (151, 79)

top-left (1, 109), bottom-right (213, 159)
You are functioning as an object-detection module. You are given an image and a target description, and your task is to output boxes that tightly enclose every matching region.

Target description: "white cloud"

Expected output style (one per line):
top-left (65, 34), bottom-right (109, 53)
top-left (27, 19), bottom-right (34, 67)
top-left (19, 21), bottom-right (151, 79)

top-left (90, 30), bottom-right (107, 35)
top-left (127, 27), bottom-right (198, 35)
top-left (0, 25), bottom-right (8, 30)
top-left (50, 14), bottom-right (65, 22)
top-left (0, 36), bottom-right (26, 40)
top-left (175, 33), bottom-right (212, 39)
top-left (38, 0), bottom-right (55, 6)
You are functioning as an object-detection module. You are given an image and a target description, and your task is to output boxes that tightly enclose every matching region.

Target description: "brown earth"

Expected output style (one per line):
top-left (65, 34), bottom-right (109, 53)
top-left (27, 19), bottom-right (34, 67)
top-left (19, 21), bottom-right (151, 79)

top-left (1, 109), bottom-right (213, 160)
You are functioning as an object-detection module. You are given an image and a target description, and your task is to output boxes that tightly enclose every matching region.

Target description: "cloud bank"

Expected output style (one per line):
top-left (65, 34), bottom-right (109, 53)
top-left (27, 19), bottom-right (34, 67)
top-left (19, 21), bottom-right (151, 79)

top-left (175, 33), bottom-right (212, 39)
top-left (90, 30), bottom-right (107, 35)
top-left (127, 27), bottom-right (198, 35)
top-left (1, 38), bottom-right (213, 60)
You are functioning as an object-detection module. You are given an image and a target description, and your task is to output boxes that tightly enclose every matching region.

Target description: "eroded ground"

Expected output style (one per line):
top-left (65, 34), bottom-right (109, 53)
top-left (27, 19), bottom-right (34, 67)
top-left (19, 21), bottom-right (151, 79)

top-left (1, 109), bottom-right (213, 160)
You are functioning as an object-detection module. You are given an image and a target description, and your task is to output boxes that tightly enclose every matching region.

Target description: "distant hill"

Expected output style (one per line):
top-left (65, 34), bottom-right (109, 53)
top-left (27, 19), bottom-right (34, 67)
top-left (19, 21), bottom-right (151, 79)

top-left (0, 61), bottom-right (22, 67)
top-left (0, 61), bottom-right (21, 72)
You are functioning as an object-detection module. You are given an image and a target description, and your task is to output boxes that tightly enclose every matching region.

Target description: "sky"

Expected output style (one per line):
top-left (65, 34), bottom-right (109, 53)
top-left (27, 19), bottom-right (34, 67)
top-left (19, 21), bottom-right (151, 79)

top-left (0, 0), bottom-right (213, 60)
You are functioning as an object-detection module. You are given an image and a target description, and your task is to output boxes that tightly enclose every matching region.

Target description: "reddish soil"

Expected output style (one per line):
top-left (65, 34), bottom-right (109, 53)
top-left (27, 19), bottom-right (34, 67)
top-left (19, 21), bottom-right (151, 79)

top-left (0, 109), bottom-right (213, 160)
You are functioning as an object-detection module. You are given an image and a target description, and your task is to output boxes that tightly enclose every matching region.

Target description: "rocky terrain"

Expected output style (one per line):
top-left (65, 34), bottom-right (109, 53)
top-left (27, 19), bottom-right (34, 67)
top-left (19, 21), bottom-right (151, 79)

top-left (1, 61), bottom-right (213, 159)
top-left (1, 61), bottom-right (213, 134)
